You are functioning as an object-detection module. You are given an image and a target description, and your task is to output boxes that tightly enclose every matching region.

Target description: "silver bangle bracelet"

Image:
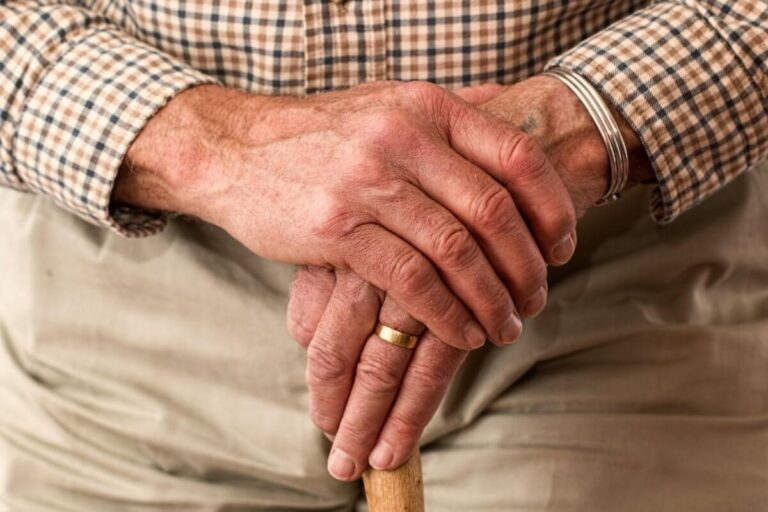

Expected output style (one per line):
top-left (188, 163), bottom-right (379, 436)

top-left (541, 67), bottom-right (629, 206)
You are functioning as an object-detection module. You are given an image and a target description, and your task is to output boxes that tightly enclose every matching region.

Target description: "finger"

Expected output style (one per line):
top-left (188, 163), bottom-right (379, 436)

top-left (343, 223), bottom-right (486, 351)
top-left (306, 271), bottom-right (382, 434)
top-left (368, 181), bottom-right (519, 345)
top-left (369, 331), bottom-right (467, 470)
top-left (444, 100), bottom-right (578, 267)
top-left (287, 265), bottom-right (336, 348)
top-left (412, 142), bottom-right (548, 322)
top-left (327, 296), bottom-right (423, 481)
top-left (452, 83), bottom-right (506, 105)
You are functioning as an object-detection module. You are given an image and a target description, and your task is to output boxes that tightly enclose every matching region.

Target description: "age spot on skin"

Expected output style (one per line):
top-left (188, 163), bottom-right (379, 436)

top-left (519, 115), bottom-right (539, 134)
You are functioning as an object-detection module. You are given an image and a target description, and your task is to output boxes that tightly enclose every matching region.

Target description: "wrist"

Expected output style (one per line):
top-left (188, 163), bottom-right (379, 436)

top-left (113, 84), bottom-right (271, 223)
top-left (481, 75), bottom-right (653, 215)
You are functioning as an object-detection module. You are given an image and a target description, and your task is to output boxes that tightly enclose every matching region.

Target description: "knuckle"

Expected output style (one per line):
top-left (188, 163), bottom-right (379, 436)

top-left (401, 81), bottom-right (452, 121)
top-left (286, 315), bottom-right (314, 348)
top-left (291, 265), bottom-right (312, 288)
top-left (345, 155), bottom-right (411, 196)
top-left (433, 224), bottom-right (476, 267)
top-left (498, 132), bottom-right (525, 172)
top-left (371, 178), bottom-right (414, 208)
top-left (310, 408), bottom-right (339, 435)
top-left (547, 203), bottom-right (577, 240)
top-left (355, 355), bottom-right (403, 397)
top-left (518, 257), bottom-right (548, 292)
top-left (338, 272), bottom-right (377, 310)
top-left (392, 251), bottom-right (435, 297)
top-left (365, 110), bottom-right (414, 145)
top-left (313, 195), bottom-right (361, 240)
top-left (387, 412), bottom-right (424, 440)
top-left (489, 203), bottom-right (528, 243)
top-left (500, 132), bottom-right (549, 181)
top-left (428, 294), bottom-right (464, 330)
top-left (483, 286), bottom-right (516, 317)
top-left (529, 205), bottom-right (576, 254)
top-left (407, 361), bottom-right (453, 391)
top-left (401, 81), bottom-right (444, 102)
top-left (337, 420), bottom-right (370, 448)
top-left (472, 185), bottom-right (517, 232)
top-left (306, 343), bottom-right (352, 386)
top-left (343, 147), bottom-right (391, 187)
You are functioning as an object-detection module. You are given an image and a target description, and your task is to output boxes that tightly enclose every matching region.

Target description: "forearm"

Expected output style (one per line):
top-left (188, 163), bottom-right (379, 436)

top-left (113, 85), bottom-right (272, 226)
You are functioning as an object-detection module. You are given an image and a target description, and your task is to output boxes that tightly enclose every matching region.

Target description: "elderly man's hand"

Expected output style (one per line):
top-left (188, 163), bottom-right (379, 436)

top-left (289, 266), bottom-right (467, 481)
top-left (116, 81), bottom-right (579, 350)
top-left (287, 75), bottom-right (654, 481)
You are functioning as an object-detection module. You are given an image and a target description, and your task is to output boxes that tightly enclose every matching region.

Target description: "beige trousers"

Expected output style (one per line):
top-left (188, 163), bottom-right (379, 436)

top-left (1, 164), bottom-right (768, 511)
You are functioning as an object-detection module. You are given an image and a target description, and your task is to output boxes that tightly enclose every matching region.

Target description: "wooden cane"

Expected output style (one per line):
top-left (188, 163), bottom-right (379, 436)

top-left (363, 449), bottom-right (424, 511)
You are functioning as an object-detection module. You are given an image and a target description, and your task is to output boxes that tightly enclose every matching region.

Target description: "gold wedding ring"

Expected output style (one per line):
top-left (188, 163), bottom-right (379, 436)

top-left (374, 323), bottom-right (419, 350)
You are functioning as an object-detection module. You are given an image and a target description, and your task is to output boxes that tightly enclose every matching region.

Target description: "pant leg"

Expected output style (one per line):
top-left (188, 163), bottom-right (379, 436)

top-left (0, 191), bottom-right (359, 511)
top-left (417, 164), bottom-right (768, 511)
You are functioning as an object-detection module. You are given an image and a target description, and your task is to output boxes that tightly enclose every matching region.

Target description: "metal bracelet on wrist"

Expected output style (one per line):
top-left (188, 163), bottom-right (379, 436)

top-left (541, 67), bottom-right (629, 206)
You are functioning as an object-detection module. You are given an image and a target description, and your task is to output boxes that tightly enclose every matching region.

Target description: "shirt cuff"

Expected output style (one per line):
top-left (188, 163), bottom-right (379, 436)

top-left (14, 27), bottom-right (218, 236)
top-left (545, 1), bottom-right (768, 224)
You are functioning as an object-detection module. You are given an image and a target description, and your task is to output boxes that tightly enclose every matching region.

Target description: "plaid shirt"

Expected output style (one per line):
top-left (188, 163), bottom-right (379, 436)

top-left (1, 1), bottom-right (766, 235)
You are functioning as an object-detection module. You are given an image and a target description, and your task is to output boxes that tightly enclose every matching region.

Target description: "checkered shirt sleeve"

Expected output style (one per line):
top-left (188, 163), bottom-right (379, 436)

top-left (0, 1), bottom-right (216, 235)
top-left (548, 0), bottom-right (768, 224)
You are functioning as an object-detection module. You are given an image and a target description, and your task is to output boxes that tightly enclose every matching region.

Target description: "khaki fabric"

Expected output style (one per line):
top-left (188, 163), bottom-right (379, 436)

top-left (1, 163), bottom-right (768, 511)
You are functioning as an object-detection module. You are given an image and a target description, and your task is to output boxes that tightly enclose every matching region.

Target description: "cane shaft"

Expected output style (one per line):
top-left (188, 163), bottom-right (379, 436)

top-left (363, 450), bottom-right (424, 511)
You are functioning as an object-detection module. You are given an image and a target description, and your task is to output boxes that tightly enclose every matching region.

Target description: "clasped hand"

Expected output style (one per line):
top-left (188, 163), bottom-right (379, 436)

top-left (118, 77), bottom-right (598, 483)
top-left (282, 81), bottom-right (586, 481)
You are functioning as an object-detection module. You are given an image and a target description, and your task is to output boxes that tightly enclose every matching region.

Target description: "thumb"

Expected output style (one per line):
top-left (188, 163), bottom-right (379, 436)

top-left (452, 83), bottom-right (506, 105)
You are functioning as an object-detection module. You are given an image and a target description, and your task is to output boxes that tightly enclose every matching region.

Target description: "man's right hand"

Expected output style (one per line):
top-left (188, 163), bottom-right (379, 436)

top-left (114, 81), bottom-right (577, 349)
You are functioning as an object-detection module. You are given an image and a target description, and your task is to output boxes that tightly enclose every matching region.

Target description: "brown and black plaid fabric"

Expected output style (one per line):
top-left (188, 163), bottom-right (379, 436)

top-left (1, 0), bottom-right (766, 235)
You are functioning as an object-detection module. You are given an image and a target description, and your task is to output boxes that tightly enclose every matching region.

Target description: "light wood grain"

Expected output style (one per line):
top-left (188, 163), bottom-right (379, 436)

top-left (363, 450), bottom-right (424, 512)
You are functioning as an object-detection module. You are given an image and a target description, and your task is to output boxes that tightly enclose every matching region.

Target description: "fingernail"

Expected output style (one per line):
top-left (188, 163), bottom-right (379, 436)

top-left (328, 448), bottom-right (357, 480)
top-left (463, 320), bottom-right (486, 349)
top-left (369, 441), bottom-right (394, 469)
top-left (552, 233), bottom-right (575, 265)
top-left (499, 312), bottom-right (523, 344)
top-left (522, 286), bottom-right (547, 318)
